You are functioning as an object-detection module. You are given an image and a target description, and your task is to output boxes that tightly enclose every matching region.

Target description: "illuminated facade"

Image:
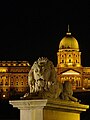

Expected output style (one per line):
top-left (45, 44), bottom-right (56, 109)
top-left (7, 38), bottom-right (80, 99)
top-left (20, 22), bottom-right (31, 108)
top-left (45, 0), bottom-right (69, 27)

top-left (0, 61), bottom-right (30, 99)
top-left (57, 27), bottom-right (90, 90)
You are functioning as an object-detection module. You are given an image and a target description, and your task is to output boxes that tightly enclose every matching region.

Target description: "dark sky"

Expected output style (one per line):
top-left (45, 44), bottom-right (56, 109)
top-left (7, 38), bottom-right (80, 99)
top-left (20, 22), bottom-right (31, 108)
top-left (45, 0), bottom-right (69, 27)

top-left (0, 1), bottom-right (90, 66)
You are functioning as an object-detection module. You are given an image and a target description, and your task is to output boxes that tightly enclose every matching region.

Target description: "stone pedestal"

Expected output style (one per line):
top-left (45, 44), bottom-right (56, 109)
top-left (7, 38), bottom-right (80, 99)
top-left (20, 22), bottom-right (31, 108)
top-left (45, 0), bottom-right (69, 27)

top-left (9, 99), bottom-right (47, 120)
top-left (9, 99), bottom-right (89, 120)
top-left (44, 99), bottom-right (89, 120)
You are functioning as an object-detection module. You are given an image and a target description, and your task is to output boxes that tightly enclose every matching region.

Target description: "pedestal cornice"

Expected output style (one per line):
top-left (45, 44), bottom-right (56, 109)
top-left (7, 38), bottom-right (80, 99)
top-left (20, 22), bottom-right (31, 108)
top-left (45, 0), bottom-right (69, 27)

top-left (9, 99), bottom-right (47, 110)
top-left (45, 99), bottom-right (89, 113)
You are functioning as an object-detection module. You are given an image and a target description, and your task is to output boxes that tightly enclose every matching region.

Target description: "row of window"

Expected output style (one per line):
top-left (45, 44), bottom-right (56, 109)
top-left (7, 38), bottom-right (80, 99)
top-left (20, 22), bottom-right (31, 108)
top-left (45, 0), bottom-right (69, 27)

top-left (60, 60), bottom-right (79, 63)
top-left (61, 77), bottom-right (81, 80)
top-left (0, 75), bottom-right (28, 79)
top-left (11, 82), bottom-right (28, 85)
top-left (0, 81), bottom-right (28, 86)
top-left (0, 82), bottom-right (9, 85)
top-left (0, 76), bottom-right (8, 78)
top-left (0, 63), bottom-right (28, 66)
top-left (0, 89), bottom-right (8, 92)
top-left (0, 88), bottom-right (28, 92)
top-left (61, 54), bottom-right (79, 57)
top-left (11, 76), bottom-right (28, 79)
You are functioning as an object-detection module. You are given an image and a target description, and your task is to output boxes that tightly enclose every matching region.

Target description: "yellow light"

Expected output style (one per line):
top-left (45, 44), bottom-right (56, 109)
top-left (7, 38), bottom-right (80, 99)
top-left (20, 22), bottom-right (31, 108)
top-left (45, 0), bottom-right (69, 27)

top-left (82, 87), bottom-right (85, 90)
top-left (3, 94), bottom-right (5, 97)
top-left (23, 64), bottom-right (26, 66)
top-left (8, 64), bottom-right (11, 66)
top-left (76, 64), bottom-right (80, 67)
top-left (68, 63), bottom-right (72, 65)
top-left (27, 63), bottom-right (30, 66)
top-left (2, 64), bottom-right (6, 66)
top-left (13, 64), bottom-right (16, 66)
top-left (62, 70), bottom-right (80, 75)
top-left (0, 68), bottom-right (7, 72)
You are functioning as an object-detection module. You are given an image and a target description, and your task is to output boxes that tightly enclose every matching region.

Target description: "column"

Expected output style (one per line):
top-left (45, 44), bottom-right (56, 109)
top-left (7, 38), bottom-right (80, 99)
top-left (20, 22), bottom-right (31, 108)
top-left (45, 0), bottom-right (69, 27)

top-left (9, 99), bottom-right (47, 120)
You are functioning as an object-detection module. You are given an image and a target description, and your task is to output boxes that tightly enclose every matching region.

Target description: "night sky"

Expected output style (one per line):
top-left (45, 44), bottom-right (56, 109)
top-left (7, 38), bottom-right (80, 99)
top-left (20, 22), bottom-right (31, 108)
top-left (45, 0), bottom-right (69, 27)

top-left (0, 1), bottom-right (90, 120)
top-left (0, 1), bottom-right (90, 67)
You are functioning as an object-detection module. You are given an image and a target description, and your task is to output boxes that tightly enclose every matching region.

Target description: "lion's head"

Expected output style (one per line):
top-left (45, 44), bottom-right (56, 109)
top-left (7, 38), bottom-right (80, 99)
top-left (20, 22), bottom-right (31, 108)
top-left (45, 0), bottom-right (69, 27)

top-left (28, 57), bottom-right (57, 93)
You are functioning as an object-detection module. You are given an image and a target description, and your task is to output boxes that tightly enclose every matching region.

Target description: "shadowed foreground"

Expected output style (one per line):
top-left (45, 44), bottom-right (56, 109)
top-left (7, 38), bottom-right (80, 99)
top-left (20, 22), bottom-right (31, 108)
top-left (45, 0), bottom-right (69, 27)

top-left (0, 91), bottom-right (90, 120)
top-left (74, 91), bottom-right (90, 120)
top-left (0, 100), bottom-right (19, 120)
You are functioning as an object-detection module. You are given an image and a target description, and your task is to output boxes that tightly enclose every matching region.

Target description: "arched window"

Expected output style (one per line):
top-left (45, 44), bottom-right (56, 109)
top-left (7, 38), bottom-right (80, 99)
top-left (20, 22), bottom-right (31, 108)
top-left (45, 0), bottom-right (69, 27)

top-left (62, 60), bottom-right (64, 63)
top-left (69, 59), bottom-right (71, 63)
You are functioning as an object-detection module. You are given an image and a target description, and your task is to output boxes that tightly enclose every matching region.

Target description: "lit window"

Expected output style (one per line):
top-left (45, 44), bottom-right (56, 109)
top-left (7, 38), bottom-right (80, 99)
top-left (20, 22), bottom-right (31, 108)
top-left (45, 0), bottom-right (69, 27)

top-left (0, 82), bottom-right (3, 85)
top-left (11, 82), bottom-right (13, 85)
top-left (6, 89), bottom-right (8, 91)
top-left (16, 82), bottom-right (18, 85)
top-left (5, 82), bottom-right (8, 85)
top-left (21, 82), bottom-right (23, 85)
top-left (69, 59), bottom-right (71, 63)
top-left (62, 60), bottom-right (64, 63)
top-left (16, 88), bottom-right (18, 91)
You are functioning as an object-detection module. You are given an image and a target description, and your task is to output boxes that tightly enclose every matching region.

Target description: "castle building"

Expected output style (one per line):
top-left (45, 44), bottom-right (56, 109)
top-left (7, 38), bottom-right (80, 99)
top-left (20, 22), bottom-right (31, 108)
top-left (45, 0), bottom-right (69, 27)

top-left (0, 61), bottom-right (30, 99)
top-left (57, 26), bottom-right (90, 91)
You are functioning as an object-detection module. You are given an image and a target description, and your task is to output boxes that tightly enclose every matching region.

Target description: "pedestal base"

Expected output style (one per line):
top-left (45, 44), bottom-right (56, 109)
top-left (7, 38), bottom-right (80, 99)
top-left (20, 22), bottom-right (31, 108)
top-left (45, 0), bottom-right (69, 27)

top-left (44, 99), bottom-right (89, 120)
top-left (9, 99), bottom-right (89, 120)
top-left (44, 109), bottom-right (79, 120)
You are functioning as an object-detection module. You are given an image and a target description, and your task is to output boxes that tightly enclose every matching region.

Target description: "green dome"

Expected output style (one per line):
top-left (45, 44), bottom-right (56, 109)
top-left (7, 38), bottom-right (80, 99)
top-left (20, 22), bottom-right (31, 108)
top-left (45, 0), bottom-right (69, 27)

top-left (59, 32), bottom-right (79, 50)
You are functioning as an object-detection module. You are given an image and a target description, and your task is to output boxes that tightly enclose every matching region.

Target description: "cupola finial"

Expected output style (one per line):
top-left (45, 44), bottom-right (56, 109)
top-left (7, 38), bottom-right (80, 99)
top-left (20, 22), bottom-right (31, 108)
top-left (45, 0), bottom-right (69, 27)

top-left (66, 24), bottom-right (71, 35)
top-left (68, 24), bottom-right (70, 32)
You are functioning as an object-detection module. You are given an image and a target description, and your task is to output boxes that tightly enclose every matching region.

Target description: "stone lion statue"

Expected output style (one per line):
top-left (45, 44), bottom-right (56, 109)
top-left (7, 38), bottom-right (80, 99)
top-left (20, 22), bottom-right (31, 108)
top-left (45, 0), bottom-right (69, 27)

top-left (60, 81), bottom-right (78, 102)
top-left (21, 57), bottom-right (78, 102)
top-left (27, 57), bottom-right (62, 99)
